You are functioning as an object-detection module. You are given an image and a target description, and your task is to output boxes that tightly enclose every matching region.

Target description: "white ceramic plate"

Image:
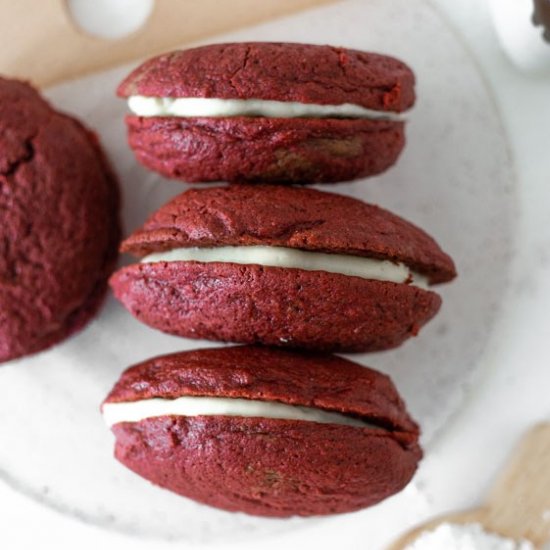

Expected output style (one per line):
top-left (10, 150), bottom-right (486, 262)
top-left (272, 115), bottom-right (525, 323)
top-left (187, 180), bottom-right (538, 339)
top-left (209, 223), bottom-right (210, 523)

top-left (0, 0), bottom-right (515, 543)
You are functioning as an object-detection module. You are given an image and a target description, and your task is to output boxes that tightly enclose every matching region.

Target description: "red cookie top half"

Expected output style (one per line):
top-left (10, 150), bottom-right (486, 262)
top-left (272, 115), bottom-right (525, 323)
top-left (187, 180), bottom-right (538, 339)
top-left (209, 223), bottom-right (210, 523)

top-left (118, 42), bottom-right (415, 112)
top-left (122, 184), bottom-right (454, 283)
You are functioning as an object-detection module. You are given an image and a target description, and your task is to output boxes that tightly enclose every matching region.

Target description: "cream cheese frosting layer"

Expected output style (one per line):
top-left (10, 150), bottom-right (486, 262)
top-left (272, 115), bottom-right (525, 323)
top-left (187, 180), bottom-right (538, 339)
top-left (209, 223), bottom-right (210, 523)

top-left (140, 246), bottom-right (429, 288)
top-left (102, 396), bottom-right (374, 429)
top-left (128, 96), bottom-right (407, 121)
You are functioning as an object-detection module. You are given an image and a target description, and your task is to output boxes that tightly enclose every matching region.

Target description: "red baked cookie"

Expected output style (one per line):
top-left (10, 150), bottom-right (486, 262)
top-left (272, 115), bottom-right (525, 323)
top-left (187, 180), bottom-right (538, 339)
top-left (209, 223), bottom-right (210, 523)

top-left (102, 346), bottom-right (422, 517)
top-left (110, 185), bottom-right (456, 352)
top-left (0, 77), bottom-right (120, 363)
top-left (118, 42), bottom-right (415, 184)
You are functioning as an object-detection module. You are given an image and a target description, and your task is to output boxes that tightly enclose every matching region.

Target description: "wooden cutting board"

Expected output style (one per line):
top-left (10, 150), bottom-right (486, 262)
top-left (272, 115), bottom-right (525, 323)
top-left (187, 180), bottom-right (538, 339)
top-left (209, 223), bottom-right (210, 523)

top-left (389, 423), bottom-right (550, 549)
top-left (0, 0), bottom-right (337, 86)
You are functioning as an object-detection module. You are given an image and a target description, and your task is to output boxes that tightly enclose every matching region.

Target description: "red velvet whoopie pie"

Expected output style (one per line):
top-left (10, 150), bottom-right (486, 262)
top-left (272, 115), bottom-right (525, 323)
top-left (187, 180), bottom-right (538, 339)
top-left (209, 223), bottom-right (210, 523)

top-left (110, 185), bottom-right (456, 352)
top-left (102, 346), bottom-right (422, 517)
top-left (118, 42), bottom-right (415, 184)
top-left (0, 77), bottom-right (120, 363)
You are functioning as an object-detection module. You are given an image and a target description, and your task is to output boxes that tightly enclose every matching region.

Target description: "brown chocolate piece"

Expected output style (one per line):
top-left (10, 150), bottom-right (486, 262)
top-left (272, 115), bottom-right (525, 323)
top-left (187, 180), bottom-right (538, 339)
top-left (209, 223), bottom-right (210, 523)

top-left (533, 0), bottom-right (550, 42)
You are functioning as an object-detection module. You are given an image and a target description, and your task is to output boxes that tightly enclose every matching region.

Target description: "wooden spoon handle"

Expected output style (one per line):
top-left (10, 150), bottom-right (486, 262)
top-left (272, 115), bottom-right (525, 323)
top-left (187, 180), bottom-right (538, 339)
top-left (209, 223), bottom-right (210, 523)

top-left (0, 0), bottom-right (336, 87)
top-left (483, 423), bottom-right (550, 545)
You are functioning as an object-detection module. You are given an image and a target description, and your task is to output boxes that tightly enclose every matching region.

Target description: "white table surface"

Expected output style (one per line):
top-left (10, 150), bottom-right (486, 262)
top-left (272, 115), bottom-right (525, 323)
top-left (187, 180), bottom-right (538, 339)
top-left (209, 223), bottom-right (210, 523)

top-left (2, 1), bottom-right (549, 549)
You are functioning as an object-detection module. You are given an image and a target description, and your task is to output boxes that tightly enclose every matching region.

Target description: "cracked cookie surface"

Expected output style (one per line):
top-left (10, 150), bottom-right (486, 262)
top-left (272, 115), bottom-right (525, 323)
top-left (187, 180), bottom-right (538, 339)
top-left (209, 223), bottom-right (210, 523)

top-left (118, 42), bottom-right (415, 111)
top-left (0, 78), bottom-right (120, 363)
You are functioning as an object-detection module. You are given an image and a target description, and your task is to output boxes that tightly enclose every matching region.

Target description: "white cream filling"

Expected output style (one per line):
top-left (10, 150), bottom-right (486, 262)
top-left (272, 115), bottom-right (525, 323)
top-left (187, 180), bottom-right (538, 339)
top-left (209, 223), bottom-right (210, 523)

top-left (140, 246), bottom-right (428, 288)
top-left (128, 96), bottom-right (406, 121)
top-left (102, 396), bottom-right (373, 429)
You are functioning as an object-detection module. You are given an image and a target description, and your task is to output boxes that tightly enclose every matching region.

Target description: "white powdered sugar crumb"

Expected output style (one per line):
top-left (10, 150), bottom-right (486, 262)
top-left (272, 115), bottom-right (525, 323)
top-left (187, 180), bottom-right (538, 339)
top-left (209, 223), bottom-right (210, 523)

top-left (405, 523), bottom-right (534, 550)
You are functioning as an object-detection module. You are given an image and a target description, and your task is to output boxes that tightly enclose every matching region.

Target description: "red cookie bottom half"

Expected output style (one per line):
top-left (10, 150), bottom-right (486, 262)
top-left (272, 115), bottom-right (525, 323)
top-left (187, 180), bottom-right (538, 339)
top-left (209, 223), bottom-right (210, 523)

top-left (112, 416), bottom-right (422, 517)
top-left (125, 116), bottom-right (405, 184)
top-left (109, 262), bottom-right (442, 352)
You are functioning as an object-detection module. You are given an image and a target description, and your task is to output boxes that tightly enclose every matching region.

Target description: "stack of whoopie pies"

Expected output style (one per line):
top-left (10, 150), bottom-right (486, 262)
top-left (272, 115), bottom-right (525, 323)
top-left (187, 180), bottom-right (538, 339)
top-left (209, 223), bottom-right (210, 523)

top-left (103, 42), bottom-right (456, 517)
